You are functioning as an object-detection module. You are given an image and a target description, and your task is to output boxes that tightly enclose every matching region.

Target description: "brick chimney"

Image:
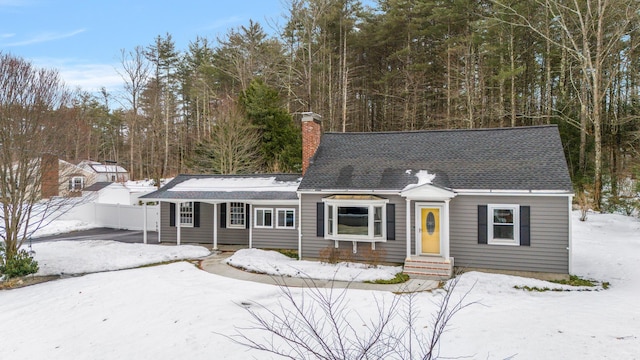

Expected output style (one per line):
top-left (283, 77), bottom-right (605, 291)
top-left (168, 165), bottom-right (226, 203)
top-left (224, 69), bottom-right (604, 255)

top-left (301, 112), bottom-right (322, 175)
top-left (41, 154), bottom-right (59, 198)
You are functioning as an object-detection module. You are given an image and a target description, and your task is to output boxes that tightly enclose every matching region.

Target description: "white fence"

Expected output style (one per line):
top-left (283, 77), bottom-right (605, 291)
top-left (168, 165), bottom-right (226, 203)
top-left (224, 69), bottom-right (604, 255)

top-left (61, 203), bottom-right (159, 231)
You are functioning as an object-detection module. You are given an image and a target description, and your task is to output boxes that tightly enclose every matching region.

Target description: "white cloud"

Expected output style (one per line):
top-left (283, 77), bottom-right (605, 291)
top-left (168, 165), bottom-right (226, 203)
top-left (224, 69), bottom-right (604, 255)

top-left (1, 33), bottom-right (15, 38)
top-left (30, 57), bottom-right (124, 94)
top-left (4, 28), bottom-right (85, 47)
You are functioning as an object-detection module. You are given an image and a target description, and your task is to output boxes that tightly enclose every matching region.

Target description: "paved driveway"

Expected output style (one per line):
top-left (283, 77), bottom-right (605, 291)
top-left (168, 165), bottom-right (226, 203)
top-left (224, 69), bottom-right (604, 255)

top-left (33, 228), bottom-right (159, 244)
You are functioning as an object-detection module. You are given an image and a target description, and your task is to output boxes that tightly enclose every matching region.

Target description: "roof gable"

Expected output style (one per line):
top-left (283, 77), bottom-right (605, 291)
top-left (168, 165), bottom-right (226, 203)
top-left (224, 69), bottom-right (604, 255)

top-left (298, 126), bottom-right (573, 192)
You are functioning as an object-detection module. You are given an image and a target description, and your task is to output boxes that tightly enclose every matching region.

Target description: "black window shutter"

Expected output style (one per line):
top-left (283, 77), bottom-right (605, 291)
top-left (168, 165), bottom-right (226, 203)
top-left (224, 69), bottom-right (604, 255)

top-left (194, 202), bottom-right (201, 228)
top-left (169, 203), bottom-right (176, 227)
top-left (316, 202), bottom-right (324, 237)
top-left (245, 204), bottom-right (251, 229)
top-left (386, 203), bottom-right (395, 240)
top-left (520, 206), bottom-right (531, 246)
top-left (478, 205), bottom-right (487, 244)
top-left (220, 203), bottom-right (227, 228)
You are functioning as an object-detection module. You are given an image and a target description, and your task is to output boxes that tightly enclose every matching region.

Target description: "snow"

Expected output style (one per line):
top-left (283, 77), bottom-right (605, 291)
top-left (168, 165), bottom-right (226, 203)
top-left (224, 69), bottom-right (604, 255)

top-left (32, 240), bottom-right (211, 276)
top-left (168, 176), bottom-right (301, 192)
top-left (226, 248), bottom-right (403, 282)
top-left (0, 211), bottom-right (639, 359)
top-left (403, 169), bottom-right (437, 191)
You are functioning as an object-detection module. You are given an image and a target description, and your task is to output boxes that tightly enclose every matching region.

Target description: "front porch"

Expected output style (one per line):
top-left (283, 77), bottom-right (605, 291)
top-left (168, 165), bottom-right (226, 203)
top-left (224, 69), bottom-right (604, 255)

top-left (403, 256), bottom-right (454, 279)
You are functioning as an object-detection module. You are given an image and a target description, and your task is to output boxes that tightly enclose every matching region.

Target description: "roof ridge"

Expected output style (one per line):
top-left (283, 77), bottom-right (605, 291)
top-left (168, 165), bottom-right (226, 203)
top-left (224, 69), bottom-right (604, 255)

top-left (323, 125), bottom-right (558, 136)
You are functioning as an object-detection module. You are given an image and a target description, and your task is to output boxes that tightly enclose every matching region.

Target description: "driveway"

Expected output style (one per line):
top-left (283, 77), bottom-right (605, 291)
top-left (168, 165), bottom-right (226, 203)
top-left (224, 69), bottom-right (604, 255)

top-left (32, 228), bottom-right (159, 244)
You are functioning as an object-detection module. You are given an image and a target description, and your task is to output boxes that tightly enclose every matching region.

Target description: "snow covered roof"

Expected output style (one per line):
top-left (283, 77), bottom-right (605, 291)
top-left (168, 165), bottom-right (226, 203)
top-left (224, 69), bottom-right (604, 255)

top-left (140, 174), bottom-right (302, 201)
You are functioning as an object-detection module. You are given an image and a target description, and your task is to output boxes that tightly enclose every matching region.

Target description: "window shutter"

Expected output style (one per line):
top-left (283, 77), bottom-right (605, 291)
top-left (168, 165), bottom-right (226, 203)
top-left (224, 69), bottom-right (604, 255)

top-left (169, 203), bottom-right (176, 227)
top-left (194, 202), bottom-right (201, 228)
top-left (386, 203), bottom-right (395, 240)
top-left (220, 203), bottom-right (227, 229)
top-left (478, 205), bottom-right (487, 244)
top-left (245, 204), bottom-right (251, 229)
top-left (520, 206), bottom-right (530, 246)
top-left (316, 202), bottom-right (324, 237)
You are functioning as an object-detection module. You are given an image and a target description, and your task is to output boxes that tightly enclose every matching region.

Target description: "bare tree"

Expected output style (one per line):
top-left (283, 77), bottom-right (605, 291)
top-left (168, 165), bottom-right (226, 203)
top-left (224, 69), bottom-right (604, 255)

top-left (118, 46), bottom-right (150, 180)
top-left (492, 0), bottom-right (639, 209)
top-left (188, 100), bottom-right (260, 174)
top-left (0, 53), bottom-right (70, 262)
top-left (224, 275), bottom-right (475, 359)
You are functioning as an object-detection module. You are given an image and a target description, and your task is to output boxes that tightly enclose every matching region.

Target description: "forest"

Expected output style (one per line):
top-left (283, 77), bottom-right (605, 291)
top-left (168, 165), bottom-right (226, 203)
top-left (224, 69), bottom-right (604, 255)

top-left (10, 0), bottom-right (640, 211)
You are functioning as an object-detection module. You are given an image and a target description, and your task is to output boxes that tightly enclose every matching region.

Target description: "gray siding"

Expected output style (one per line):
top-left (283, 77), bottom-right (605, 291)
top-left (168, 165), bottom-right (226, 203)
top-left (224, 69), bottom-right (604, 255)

top-left (160, 202), bottom-right (215, 244)
top-left (449, 195), bottom-right (569, 273)
top-left (300, 193), bottom-right (408, 264)
top-left (160, 202), bottom-right (248, 245)
top-left (252, 205), bottom-right (299, 250)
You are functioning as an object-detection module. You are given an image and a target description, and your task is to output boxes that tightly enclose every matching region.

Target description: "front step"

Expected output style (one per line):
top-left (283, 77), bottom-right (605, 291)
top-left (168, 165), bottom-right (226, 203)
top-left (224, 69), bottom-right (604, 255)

top-left (403, 257), bottom-right (454, 280)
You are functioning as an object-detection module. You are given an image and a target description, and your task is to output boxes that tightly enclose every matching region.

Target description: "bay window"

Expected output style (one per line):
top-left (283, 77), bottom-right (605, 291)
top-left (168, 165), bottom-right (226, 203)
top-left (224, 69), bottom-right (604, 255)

top-left (323, 196), bottom-right (388, 241)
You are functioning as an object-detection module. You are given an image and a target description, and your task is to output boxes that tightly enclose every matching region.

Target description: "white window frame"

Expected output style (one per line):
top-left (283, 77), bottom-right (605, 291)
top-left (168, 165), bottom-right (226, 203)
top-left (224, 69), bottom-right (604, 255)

top-left (69, 176), bottom-right (84, 191)
top-left (488, 204), bottom-right (519, 245)
top-left (323, 198), bottom-right (388, 242)
top-left (254, 208), bottom-right (273, 228)
top-left (180, 201), bottom-right (194, 227)
top-left (227, 202), bottom-right (246, 229)
top-left (276, 208), bottom-right (296, 229)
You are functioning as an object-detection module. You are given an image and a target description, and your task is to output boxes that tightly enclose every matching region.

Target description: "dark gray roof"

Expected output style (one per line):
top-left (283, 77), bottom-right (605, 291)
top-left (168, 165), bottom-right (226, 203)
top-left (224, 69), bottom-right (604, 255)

top-left (82, 182), bottom-right (113, 191)
top-left (298, 126), bottom-right (573, 192)
top-left (140, 174), bottom-right (301, 201)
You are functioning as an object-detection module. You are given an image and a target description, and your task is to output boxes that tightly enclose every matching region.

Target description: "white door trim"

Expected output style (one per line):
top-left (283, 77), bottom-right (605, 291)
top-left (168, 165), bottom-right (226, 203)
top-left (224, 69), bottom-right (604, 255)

top-left (415, 202), bottom-right (449, 259)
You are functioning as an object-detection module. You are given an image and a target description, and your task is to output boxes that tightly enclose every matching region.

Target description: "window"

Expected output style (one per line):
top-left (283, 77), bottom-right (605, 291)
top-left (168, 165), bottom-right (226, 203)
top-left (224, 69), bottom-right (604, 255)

top-left (180, 202), bottom-right (194, 227)
top-left (323, 196), bottom-right (388, 241)
top-left (68, 176), bottom-right (84, 191)
top-left (228, 202), bottom-right (246, 228)
top-left (254, 208), bottom-right (273, 228)
top-left (276, 209), bottom-right (295, 229)
top-left (488, 204), bottom-right (519, 245)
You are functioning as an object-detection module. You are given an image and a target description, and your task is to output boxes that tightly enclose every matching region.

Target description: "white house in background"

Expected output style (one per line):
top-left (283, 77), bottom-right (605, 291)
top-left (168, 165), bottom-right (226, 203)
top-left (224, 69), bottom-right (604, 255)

top-left (40, 155), bottom-right (97, 198)
top-left (78, 160), bottom-right (129, 182)
top-left (82, 181), bottom-right (157, 205)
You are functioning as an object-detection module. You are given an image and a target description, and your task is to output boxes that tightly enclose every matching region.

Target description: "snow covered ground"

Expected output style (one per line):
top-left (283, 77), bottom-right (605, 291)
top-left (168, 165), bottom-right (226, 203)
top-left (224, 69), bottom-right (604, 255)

top-left (0, 211), bottom-right (638, 359)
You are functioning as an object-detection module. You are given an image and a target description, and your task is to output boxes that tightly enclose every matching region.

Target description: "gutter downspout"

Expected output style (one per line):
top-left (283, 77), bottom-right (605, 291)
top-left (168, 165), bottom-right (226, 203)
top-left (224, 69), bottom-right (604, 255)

top-left (143, 202), bottom-right (147, 244)
top-left (298, 193), bottom-right (302, 260)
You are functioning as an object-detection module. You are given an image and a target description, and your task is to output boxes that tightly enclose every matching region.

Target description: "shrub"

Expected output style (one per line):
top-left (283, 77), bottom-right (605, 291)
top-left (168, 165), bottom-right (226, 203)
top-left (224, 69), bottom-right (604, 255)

top-left (0, 249), bottom-right (39, 279)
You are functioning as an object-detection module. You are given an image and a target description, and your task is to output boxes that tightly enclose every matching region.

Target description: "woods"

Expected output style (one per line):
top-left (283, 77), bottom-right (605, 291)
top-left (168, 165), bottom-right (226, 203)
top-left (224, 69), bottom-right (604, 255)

top-left (5, 0), bottom-right (640, 209)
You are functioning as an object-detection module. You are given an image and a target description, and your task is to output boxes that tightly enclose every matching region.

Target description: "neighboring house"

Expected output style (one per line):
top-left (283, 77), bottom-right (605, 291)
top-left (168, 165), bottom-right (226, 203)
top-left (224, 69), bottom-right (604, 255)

top-left (82, 181), bottom-right (171, 205)
top-left (41, 155), bottom-right (96, 198)
top-left (140, 174), bottom-right (301, 250)
top-left (78, 160), bottom-right (129, 182)
top-left (141, 113), bottom-right (574, 278)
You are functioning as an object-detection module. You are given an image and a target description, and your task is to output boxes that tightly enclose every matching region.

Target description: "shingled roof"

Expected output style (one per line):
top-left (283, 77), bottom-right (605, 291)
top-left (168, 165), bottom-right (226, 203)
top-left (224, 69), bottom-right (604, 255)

top-left (140, 174), bottom-right (301, 201)
top-left (298, 125), bottom-right (573, 192)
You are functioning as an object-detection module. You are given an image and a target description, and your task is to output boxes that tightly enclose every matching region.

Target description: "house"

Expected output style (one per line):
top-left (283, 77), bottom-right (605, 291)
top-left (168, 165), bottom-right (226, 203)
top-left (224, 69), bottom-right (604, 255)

top-left (78, 160), bottom-right (129, 182)
top-left (40, 155), bottom-right (96, 198)
top-left (141, 113), bottom-right (574, 278)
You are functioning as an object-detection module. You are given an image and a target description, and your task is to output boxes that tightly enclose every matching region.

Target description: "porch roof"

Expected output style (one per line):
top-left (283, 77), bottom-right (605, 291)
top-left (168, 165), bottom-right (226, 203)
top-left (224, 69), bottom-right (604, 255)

top-left (139, 174), bottom-right (301, 202)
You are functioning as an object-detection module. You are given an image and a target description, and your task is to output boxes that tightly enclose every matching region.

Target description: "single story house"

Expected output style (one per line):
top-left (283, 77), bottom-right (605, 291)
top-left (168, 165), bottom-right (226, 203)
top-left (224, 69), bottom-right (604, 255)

top-left (140, 174), bottom-right (301, 250)
top-left (141, 113), bottom-right (574, 278)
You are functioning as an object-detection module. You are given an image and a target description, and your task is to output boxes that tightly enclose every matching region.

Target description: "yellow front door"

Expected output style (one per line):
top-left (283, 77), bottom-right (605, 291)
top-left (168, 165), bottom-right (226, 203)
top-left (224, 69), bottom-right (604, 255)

top-left (421, 208), bottom-right (440, 254)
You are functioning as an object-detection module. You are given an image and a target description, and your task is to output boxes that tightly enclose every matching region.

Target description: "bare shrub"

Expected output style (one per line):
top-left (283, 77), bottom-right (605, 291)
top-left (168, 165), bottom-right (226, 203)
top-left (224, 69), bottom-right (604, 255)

top-left (223, 275), bottom-right (476, 359)
top-left (359, 247), bottom-right (387, 267)
top-left (576, 190), bottom-right (592, 221)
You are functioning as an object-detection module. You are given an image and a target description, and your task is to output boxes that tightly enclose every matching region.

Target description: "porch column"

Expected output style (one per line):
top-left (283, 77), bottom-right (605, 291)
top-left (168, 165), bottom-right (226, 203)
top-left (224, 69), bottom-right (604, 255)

top-left (213, 203), bottom-right (218, 250)
top-left (143, 202), bottom-right (147, 244)
top-left (443, 199), bottom-right (451, 260)
top-left (176, 202), bottom-right (181, 246)
top-left (248, 203), bottom-right (253, 248)
top-left (405, 198), bottom-right (411, 259)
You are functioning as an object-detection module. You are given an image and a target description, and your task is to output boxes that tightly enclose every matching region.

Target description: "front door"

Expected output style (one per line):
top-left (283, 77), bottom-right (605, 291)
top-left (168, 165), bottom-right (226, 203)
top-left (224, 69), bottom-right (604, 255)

top-left (420, 207), bottom-right (440, 255)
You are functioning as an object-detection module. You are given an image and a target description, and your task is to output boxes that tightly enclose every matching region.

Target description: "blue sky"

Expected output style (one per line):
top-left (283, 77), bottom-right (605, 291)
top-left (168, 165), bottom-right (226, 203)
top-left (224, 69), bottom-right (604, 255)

top-left (1, 0), bottom-right (284, 97)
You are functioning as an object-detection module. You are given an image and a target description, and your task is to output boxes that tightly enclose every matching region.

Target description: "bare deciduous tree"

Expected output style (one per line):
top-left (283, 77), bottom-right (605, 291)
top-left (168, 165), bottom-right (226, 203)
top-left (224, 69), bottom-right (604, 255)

top-left (0, 53), bottom-right (71, 261)
top-left (223, 275), bottom-right (475, 359)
